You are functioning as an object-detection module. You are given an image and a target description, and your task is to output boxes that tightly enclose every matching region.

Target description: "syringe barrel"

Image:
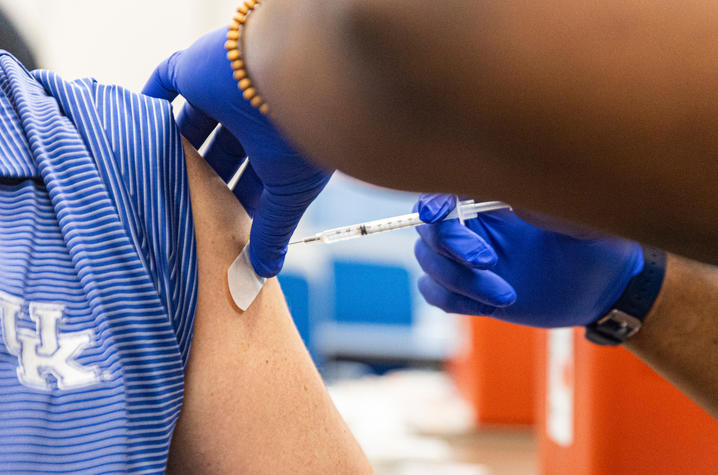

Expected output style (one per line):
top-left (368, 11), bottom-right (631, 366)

top-left (318, 226), bottom-right (365, 244)
top-left (318, 212), bottom-right (423, 244)
top-left (361, 212), bottom-right (424, 234)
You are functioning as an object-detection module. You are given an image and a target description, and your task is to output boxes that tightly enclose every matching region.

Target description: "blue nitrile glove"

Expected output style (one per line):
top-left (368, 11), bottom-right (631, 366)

top-left (143, 27), bottom-right (331, 278)
top-left (414, 194), bottom-right (644, 328)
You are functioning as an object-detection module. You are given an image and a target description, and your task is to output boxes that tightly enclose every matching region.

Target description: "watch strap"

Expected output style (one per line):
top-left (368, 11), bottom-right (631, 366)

top-left (585, 246), bottom-right (667, 346)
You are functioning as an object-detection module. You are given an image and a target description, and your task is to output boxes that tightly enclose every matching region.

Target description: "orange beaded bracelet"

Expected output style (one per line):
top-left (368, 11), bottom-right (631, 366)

top-left (225, 0), bottom-right (269, 115)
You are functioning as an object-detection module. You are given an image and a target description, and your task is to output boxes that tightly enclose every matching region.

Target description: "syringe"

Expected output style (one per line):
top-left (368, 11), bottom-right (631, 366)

top-left (289, 200), bottom-right (512, 246)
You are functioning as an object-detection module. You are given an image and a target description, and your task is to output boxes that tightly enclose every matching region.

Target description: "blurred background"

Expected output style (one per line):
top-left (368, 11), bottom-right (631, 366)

top-left (3, 2), bottom-right (716, 474)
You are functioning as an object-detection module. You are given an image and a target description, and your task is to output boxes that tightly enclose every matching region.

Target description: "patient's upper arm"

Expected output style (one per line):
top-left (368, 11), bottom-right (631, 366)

top-left (169, 139), bottom-right (372, 474)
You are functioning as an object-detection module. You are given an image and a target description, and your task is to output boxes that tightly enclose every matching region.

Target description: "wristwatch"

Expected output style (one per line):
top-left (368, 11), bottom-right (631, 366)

top-left (585, 246), bottom-right (667, 346)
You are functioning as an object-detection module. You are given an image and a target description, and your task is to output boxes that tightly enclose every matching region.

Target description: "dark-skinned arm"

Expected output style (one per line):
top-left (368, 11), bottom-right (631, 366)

top-left (246, 0), bottom-right (718, 265)
top-left (626, 253), bottom-right (718, 420)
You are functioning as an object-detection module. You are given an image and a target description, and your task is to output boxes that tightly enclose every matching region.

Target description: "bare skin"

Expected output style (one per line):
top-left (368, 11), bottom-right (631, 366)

top-left (626, 253), bottom-right (718, 420)
top-left (166, 139), bottom-right (373, 474)
top-left (241, 1), bottom-right (718, 418)
top-left (246, 0), bottom-right (718, 265)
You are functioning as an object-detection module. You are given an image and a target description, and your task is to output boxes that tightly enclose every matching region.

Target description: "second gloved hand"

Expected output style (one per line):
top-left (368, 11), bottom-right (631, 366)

top-left (414, 194), bottom-right (644, 327)
top-left (143, 27), bottom-right (331, 278)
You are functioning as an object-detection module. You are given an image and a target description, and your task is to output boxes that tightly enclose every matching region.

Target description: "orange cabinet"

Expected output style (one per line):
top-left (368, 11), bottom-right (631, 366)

top-left (536, 328), bottom-right (718, 475)
top-left (448, 316), bottom-right (537, 426)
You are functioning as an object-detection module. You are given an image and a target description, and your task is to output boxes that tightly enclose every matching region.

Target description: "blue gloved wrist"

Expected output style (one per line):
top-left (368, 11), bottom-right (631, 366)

top-left (586, 246), bottom-right (666, 345)
top-left (591, 244), bottom-right (645, 322)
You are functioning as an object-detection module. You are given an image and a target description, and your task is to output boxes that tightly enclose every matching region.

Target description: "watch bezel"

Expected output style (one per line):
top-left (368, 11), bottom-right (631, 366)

top-left (597, 309), bottom-right (642, 338)
top-left (586, 309), bottom-right (643, 346)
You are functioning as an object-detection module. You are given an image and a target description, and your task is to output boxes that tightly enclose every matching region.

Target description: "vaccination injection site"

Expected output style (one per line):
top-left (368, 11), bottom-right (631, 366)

top-left (1, 0), bottom-right (718, 473)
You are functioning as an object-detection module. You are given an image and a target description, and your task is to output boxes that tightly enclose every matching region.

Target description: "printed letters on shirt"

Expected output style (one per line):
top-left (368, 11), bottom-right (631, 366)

top-left (0, 291), bottom-right (101, 391)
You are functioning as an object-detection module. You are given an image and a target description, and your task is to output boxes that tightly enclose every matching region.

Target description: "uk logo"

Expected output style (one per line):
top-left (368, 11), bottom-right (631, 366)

top-left (0, 291), bottom-right (102, 391)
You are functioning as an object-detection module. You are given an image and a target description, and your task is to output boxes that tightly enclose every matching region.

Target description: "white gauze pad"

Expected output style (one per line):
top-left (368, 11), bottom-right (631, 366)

top-left (227, 244), bottom-right (266, 311)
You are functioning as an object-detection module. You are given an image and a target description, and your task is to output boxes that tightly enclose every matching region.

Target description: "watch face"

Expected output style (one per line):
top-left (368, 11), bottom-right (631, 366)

top-left (587, 310), bottom-right (642, 346)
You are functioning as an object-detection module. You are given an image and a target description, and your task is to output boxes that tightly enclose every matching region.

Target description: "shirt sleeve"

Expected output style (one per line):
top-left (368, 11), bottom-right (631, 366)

top-left (91, 82), bottom-right (198, 362)
top-left (31, 72), bottom-right (199, 363)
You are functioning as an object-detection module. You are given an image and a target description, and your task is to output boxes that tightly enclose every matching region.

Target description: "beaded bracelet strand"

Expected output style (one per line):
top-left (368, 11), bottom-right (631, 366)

top-left (225, 0), bottom-right (269, 115)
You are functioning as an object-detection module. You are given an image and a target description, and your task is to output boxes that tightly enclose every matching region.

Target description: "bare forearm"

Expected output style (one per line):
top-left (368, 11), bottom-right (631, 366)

top-left (626, 253), bottom-right (718, 419)
top-left (247, 0), bottom-right (718, 264)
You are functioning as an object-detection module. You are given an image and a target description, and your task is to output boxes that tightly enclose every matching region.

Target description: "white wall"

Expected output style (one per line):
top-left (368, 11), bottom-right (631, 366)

top-left (0, 0), bottom-right (238, 91)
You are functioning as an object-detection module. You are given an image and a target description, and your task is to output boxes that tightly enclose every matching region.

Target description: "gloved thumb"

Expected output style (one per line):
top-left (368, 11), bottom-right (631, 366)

top-left (203, 125), bottom-right (246, 182)
top-left (416, 193), bottom-right (458, 223)
top-left (177, 103), bottom-right (218, 150)
top-left (203, 126), bottom-right (264, 216)
top-left (248, 177), bottom-right (330, 278)
top-left (142, 51), bottom-right (182, 102)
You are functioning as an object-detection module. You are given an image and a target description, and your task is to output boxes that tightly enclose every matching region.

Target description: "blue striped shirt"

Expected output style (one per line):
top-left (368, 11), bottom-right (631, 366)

top-left (0, 52), bottom-right (197, 473)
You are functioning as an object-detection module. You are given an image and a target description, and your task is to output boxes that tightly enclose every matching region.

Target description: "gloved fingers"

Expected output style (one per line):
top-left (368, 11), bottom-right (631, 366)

top-left (416, 193), bottom-right (457, 223)
top-left (414, 239), bottom-right (516, 307)
top-left (463, 207), bottom-right (522, 244)
top-left (142, 51), bottom-right (182, 102)
top-left (232, 163), bottom-right (263, 218)
top-left (415, 193), bottom-right (497, 268)
top-left (418, 275), bottom-right (498, 316)
top-left (178, 103), bottom-right (218, 150)
top-left (203, 125), bottom-right (246, 182)
top-left (416, 218), bottom-right (497, 269)
top-left (248, 176), bottom-right (330, 278)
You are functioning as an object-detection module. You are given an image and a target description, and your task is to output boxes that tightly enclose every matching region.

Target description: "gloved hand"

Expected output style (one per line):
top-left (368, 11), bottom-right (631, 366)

top-left (414, 194), bottom-right (644, 327)
top-left (143, 27), bottom-right (331, 278)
